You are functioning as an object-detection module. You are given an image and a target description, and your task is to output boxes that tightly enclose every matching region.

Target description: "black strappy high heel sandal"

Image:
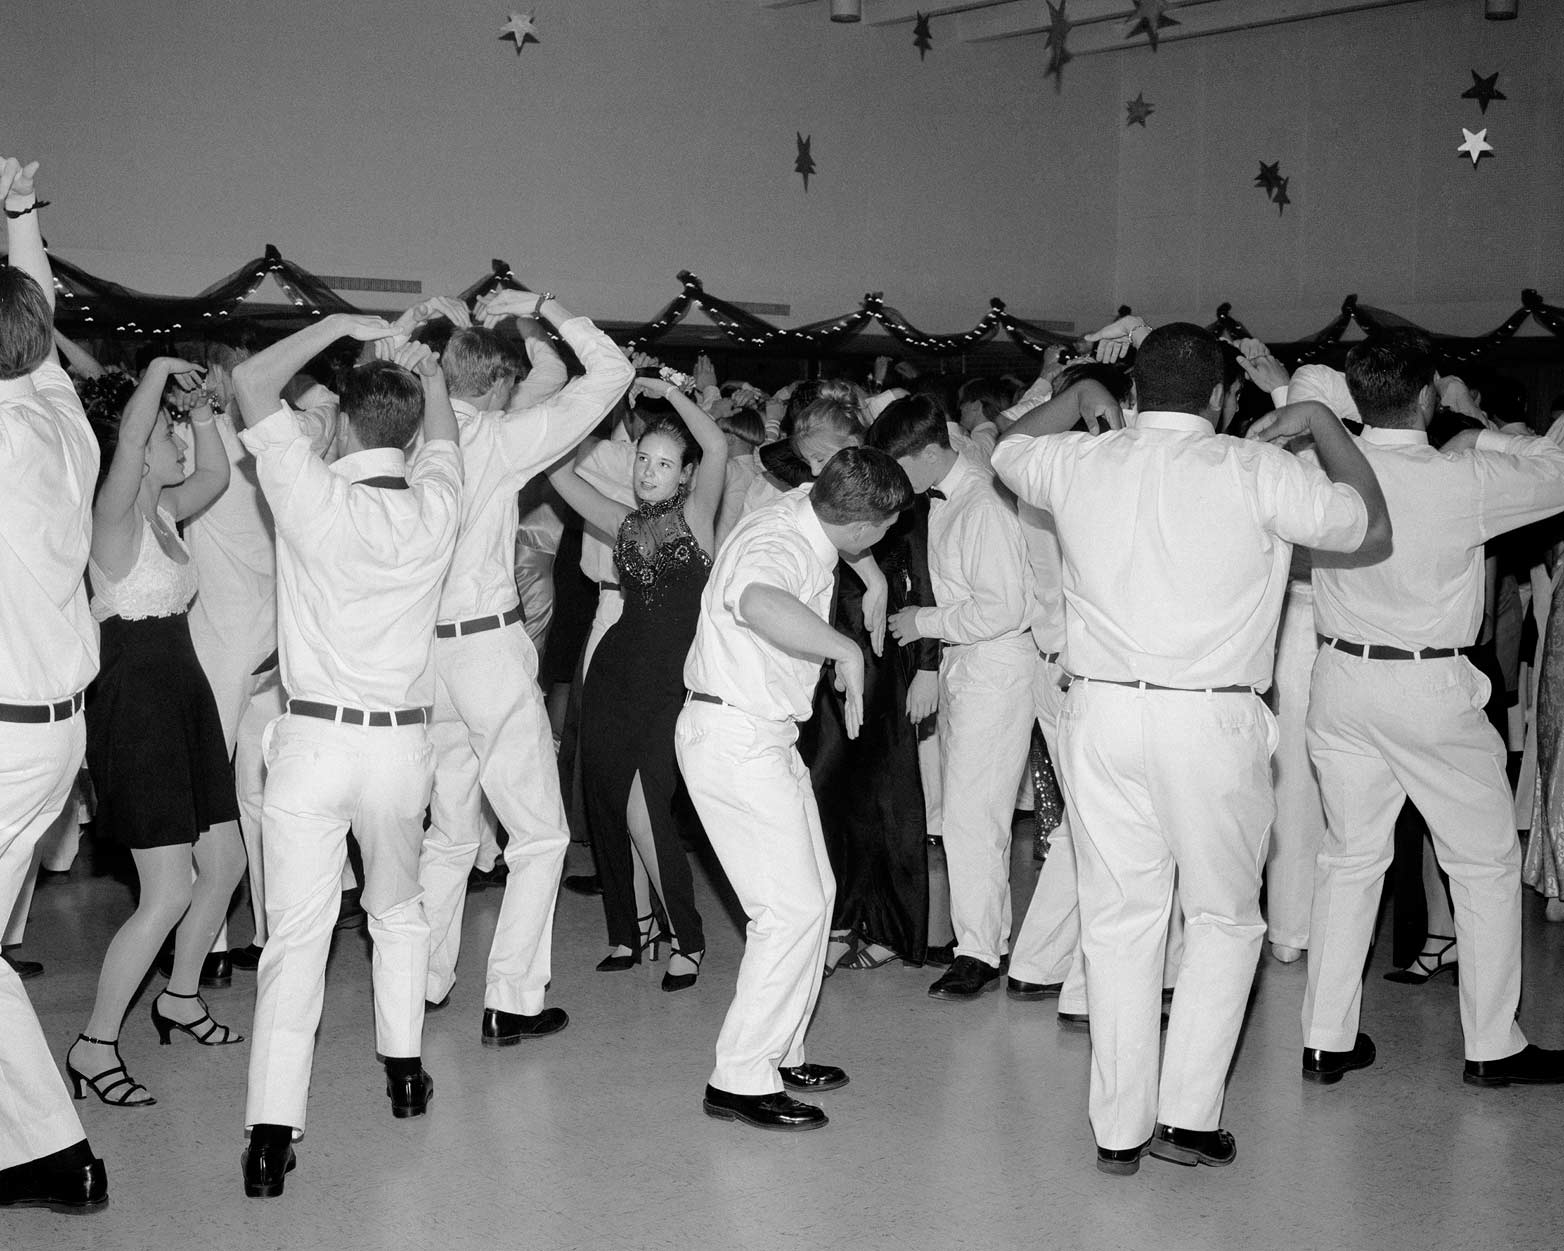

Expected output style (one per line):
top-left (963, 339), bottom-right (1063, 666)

top-left (597, 912), bottom-right (668, 972)
top-left (662, 948), bottom-right (703, 993)
top-left (65, 1034), bottom-right (156, 1107)
top-left (1383, 934), bottom-right (1458, 985)
top-left (151, 990), bottom-right (244, 1045)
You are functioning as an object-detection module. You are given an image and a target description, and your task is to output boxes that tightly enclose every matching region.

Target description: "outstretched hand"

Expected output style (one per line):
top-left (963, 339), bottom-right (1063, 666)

top-left (1245, 403), bottom-right (1313, 445)
top-left (0, 157), bottom-right (39, 204)
top-left (334, 314), bottom-right (399, 342)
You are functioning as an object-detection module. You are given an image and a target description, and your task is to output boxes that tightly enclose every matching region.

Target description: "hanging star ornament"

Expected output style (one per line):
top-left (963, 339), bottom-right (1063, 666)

top-left (1125, 93), bottom-right (1155, 127)
top-left (1043, 1), bottom-right (1072, 89)
top-left (1458, 127), bottom-right (1494, 167)
top-left (794, 133), bottom-right (816, 191)
top-left (913, 12), bottom-right (933, 60)
top-left (1124, 0), bottom-right (1179, 52)
top-left (1253, 160), bottom-right (1283, 197)
top-left (499, 11), bottom-right (539, 54)
top-left (1271, 176), bottom-right (1291, 215)
top-left (1461, 70), bottom-right (1506, 114)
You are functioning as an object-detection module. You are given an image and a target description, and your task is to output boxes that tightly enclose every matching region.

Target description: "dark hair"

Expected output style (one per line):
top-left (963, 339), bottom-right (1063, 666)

top-left (957, 376), bottom-right (1017, 425)
top-left (441, 326), bottom-right (521, 399)
top-left (718, 407), bottom-right (765, 447)
top-left (638, 414), bottom-right (701, 467)
top-left (811, 447), bottom-right (913, 525)
top-left (340, 360), bottom-right (424, 449)
top-left (866, 394), bottom-right (950, 460)
top-left (1345, 329), bottom-right (1437, 428)
top-left (1132, 323), bottom-right (1226, 415)
top-left (1052, 360), bottom-right (1134, 406)
top-left (0, 267), bottom-right (53, 379)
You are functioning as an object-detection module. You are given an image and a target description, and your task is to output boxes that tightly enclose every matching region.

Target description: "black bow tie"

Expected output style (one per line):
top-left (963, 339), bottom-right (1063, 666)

top-left (927, 488), bottom-right (947, 501)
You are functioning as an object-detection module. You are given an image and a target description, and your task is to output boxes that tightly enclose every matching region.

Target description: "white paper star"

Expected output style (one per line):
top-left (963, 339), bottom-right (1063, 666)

top-left (500, 11), bottom-right (539, 53)
top-left (1457, 127), bottom-right (1494, 166)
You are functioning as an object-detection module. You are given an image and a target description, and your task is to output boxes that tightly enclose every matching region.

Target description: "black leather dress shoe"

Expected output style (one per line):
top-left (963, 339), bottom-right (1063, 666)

top-left (1463, 1044), bottom-right (1564, 1087)
top-left (703, 1085), bottom-right (827, 1131)
top-left (481, 1006), bottom-right (569, 1047)
top-left (228, 943), bottom-right (264, 971)
top-left (1, 953), bottom-right (43, 981)
top-left (1148, 1124), bottom-right (1236, 1168)
top-left (0, 1140), bottom-right (107, 1212)
top-left (466, 862), bottom-right (508, 891)
top-left (1006, 977), bottom-right (1063, 1001)
top-left (1096, 1138), bottom-right (1151, 1177)
top-left (928, 955), bottom-right (1001, 1001)
top-left (1302, 1032), bottom-right (1376, 1084)
top-left (335, 890), bottom-right (366, 930)
top-left (386, 1064), bottom-right (433, 1118)
top-left (1060, 1011), bottom-right (1169, 1030)
top-left (242, 1124), bottom-right (297, 1198)
top-left (562, 873), bottom-right (603, 897)
top-left (923, 940), bottom-right (956, 968)
top-left (779, 1063), bottom-right (849, 1092)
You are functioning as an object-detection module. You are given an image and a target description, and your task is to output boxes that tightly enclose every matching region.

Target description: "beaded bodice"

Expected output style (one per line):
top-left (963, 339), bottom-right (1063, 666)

top-left (89, 508), bottom-right (197, 622)
top-left (613, 494), bottom-right (712, 609)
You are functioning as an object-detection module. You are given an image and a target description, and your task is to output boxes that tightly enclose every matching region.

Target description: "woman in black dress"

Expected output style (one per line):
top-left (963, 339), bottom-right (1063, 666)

top-left (547, 378), bottom-right (728, 991)
top-left (66, 359), bottom-right (245, 1107)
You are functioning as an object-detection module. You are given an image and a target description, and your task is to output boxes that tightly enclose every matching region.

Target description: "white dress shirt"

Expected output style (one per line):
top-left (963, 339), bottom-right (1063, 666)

top-left (684, 487), bottom-right (838, 721)
top-left (1312, 427), bottom-right (1564, 651)
top-left (992, 411), bottom-right (1369, 690)
top-left (913, 452), bottom-right (1031, 646)
top-left (241, 407), bottom-right (462, 709)
top-left (575, 436), bottom-right (639, 583)
top-left (438, 318), bottom-right (631, 622)
top-left (1287, 365), bottom-right (1361, 424)
top-left (1019, 500), bottom-right (1066, 656)
top-left (0, 360), bottom-right (99, 700)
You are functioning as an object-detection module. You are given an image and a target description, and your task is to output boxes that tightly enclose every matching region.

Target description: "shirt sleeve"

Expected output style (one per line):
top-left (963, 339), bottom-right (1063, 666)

top-left (492, 317), bottom-right (634, 478)
top-left (506, 332), bottom-right (569, 411)
top-left (406, 438), bottom-right (465, 546)
top-left (725, 534), bottom-right (813, 622)
top-left (292, 384), bottom-right (341, 460)
top-left (1255, 445), bottom-right (1369, 553)
top-left (1468, 431), bottom-right (1564, 542)
top-left (1286, 366), bottom-right (1360, 424)
top-left (991, 431), bottom-right (1081, 512)
top-left (912, 501), bottom-right (1031, 645)
top-left (575, 437), bottom-right (638, 506)
top-left (241, 407), bottom-right (345, 544)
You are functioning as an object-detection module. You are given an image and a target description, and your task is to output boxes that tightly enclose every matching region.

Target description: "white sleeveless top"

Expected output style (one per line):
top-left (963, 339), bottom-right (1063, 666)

top-left (89, 508), bottom-right (198, 622)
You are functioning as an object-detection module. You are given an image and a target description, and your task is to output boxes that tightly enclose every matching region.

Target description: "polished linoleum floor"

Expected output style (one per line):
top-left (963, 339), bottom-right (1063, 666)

top-left (9, 832), bottom-right (1564, 1251)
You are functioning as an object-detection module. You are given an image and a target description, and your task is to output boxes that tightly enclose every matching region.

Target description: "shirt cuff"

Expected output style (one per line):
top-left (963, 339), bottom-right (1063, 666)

top-left (913, 607), bottom-right (942, 640)
top-left (238, 406), bottom-right (299, 455)
top-left (1475, 429), bottom-right (1531, 455)
top-left (1269, 386), bottom-right (1290, 410)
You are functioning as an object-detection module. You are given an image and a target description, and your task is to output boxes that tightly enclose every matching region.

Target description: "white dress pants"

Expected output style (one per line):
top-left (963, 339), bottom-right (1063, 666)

top-left (0, 719), bottom-right (88, 1169)
top-left (1302, 648), bottom-right (1528, 1062)
top-left (420, 624), bottom-right (568, 1014)
top-left (1266, 583), bottom-right (1326, 949)
top-left (232, 672), bottom-right (285, 945)
top-left (675, 702), bottom-right (833, 1095)
top-left (938, 637), bottom-right (1037, 967)
top-left (1059, 681), bottom-right (1276, 1150)
top-left (245, 716), bottom-right (434, 1131)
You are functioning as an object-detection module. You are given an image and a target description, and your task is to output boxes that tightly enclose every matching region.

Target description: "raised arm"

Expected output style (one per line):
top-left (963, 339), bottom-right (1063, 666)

top-left (635, 376), bottom-right (729, 554)
top-left (231, 313), bottom-right (396, 428)
top-left (53, 329), bottom-right (106, 378)
top-left (162, 390), bottom-right (231, 520)
top-left (507, 318), bottom-right (569, 411)
top-left (999, 377), bottom-right (1121, 443)
top-left (1, 158), bottom-right (50, 311)
top-left (546, 454), bottom-right (632, 539)
top-left (94, 357), bottom-right (204, 528)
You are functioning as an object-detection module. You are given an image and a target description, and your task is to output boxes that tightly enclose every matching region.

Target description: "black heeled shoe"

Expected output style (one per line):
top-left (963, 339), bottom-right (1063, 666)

top-left (65, 1035), bottom-right (156, 1107)
top-left (1383, 935), bottom-right (1458, 985)
top-left (596, 913), bottom-right (667, 972)
top-left (662, 948), bottom-right (703, 993)
top-left (151, 990), bottom-right (244, 1045)
top-left (241, 1124), bottom-right (296, 1198)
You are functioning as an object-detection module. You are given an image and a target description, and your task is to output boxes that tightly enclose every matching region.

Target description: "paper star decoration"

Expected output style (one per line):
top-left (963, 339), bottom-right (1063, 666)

top-left (1271, 176), bottom-right (1291, 215)
top-left (913, 12), bottom-right (933, 59)
top-left (1458, 127), bottom-right (1494, 167)
top-left (500, 12), bottom-right (539, 53)
top-left (1461, 70), bottom-right (1506, 114)
top-left (1125, 93), bottom-right (1155, 127)
top-left (1253, 161), bottom-right (1283, 197)
top-left (1043, 1), bottom-right (1072, 89)
top-left (795, 133), bottom-right (816, 191)
top-left (1124, 0), bottom-right (1179, 52)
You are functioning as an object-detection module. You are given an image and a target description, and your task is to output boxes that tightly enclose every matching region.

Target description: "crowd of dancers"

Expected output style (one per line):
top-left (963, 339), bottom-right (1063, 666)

top-left (4, 151), bottom-right (1564, 1213)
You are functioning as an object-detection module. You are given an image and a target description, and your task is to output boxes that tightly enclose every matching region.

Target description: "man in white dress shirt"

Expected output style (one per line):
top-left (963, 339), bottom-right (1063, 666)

top-left (868, 394), bottom-right (1036, 1000)
top-left (408, 288), bottom-right (631, 1041)
top-left (0, 155), bottom-right (108, 1214)
top-left (677, 448), bottom-right (912, 1131)
top-left (992, 324), bottom-right (1389, 1176)
top-left (1287, 329), bottom-right (1564, 1089)
top-left (232, 313), bottom-right (463, 1198)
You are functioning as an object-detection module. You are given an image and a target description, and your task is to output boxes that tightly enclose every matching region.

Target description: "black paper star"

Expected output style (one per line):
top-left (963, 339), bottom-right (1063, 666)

top-left (1125, 93), bottom-right (1155, 127)
top-left (1271, 176), bottom-right (1291, 215)
top-left (794, 133), bottom-right (816, 191)
top-left (1124, 0), bottom-right (1179, 52)
top-left (1253, 160), bottom-right (1283, 197)
top-left (913, 12), bottom-right (933, 60)
top-left (1044, 0), bottom-right (1072, 89)
top-left (1461, 70), bottom-right (1506, 114)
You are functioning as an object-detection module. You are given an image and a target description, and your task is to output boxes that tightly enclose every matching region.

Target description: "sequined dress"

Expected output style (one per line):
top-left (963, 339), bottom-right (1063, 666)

top-left (86, 509), bottom-right (238, 849)
top-left (580, 494), bottom-right (711, 954)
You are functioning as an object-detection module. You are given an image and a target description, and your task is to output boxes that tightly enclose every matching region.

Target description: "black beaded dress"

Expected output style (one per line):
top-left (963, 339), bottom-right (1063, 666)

top-left (580, 491), bottom-right (711, 955)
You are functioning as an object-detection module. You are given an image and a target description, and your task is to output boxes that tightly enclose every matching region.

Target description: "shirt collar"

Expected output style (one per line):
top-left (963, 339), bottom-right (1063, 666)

top-left (451, 397), bottom-right (481, 421)
top-left (332, 447), bottom-right (408, 482)
top-left (1133, 410), bottom-right (1215, 436)
top-left (792, 490), bottom-right (841, 568)
top-left (0, 372), bottom-right (40, 404)
top-left (1359, 425), bottom-right (1429, 446)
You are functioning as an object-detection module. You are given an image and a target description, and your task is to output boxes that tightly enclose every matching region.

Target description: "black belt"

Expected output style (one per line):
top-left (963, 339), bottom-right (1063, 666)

top-left (1037, 649), bottom-right (1060, 664)
top-left (0, 690), bottom-right (86, 724)
top-left (435, 605), bottom-right (523, 639)
top-left (287, 699), bottom-right (429, 727)
top-left (688, 691), bottom-right (725, 706)
top-left (598, 581), bottom-right (621, 593)
top-left (1319, 636), bottom-right (1476, 662)
top-left (1080, 677), bottom-right (1256, 696)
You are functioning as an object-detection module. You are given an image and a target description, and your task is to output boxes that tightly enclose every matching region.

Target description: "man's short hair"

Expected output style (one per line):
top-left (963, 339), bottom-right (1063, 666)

top-left (956, 376), bottom-right (1016, 424)
top-left (441, 326), bottom-right (521, 399)
top-left (340, 360), bottom-right (424, 449)
top-left (865, 394), bottom-right (950, 460)
top-left (810, 446), bottom-right (913, 524)
top-left (1132, 323), bottom-right (1226, 415)
top-left (1345, 329), bottom-right (1437, 427)
top-left (0, 268), bottom-right (53, 380)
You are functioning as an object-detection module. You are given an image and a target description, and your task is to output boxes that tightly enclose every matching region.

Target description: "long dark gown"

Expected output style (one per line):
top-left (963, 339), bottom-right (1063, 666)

top-left (580, 493), bottom-right (711, 955)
